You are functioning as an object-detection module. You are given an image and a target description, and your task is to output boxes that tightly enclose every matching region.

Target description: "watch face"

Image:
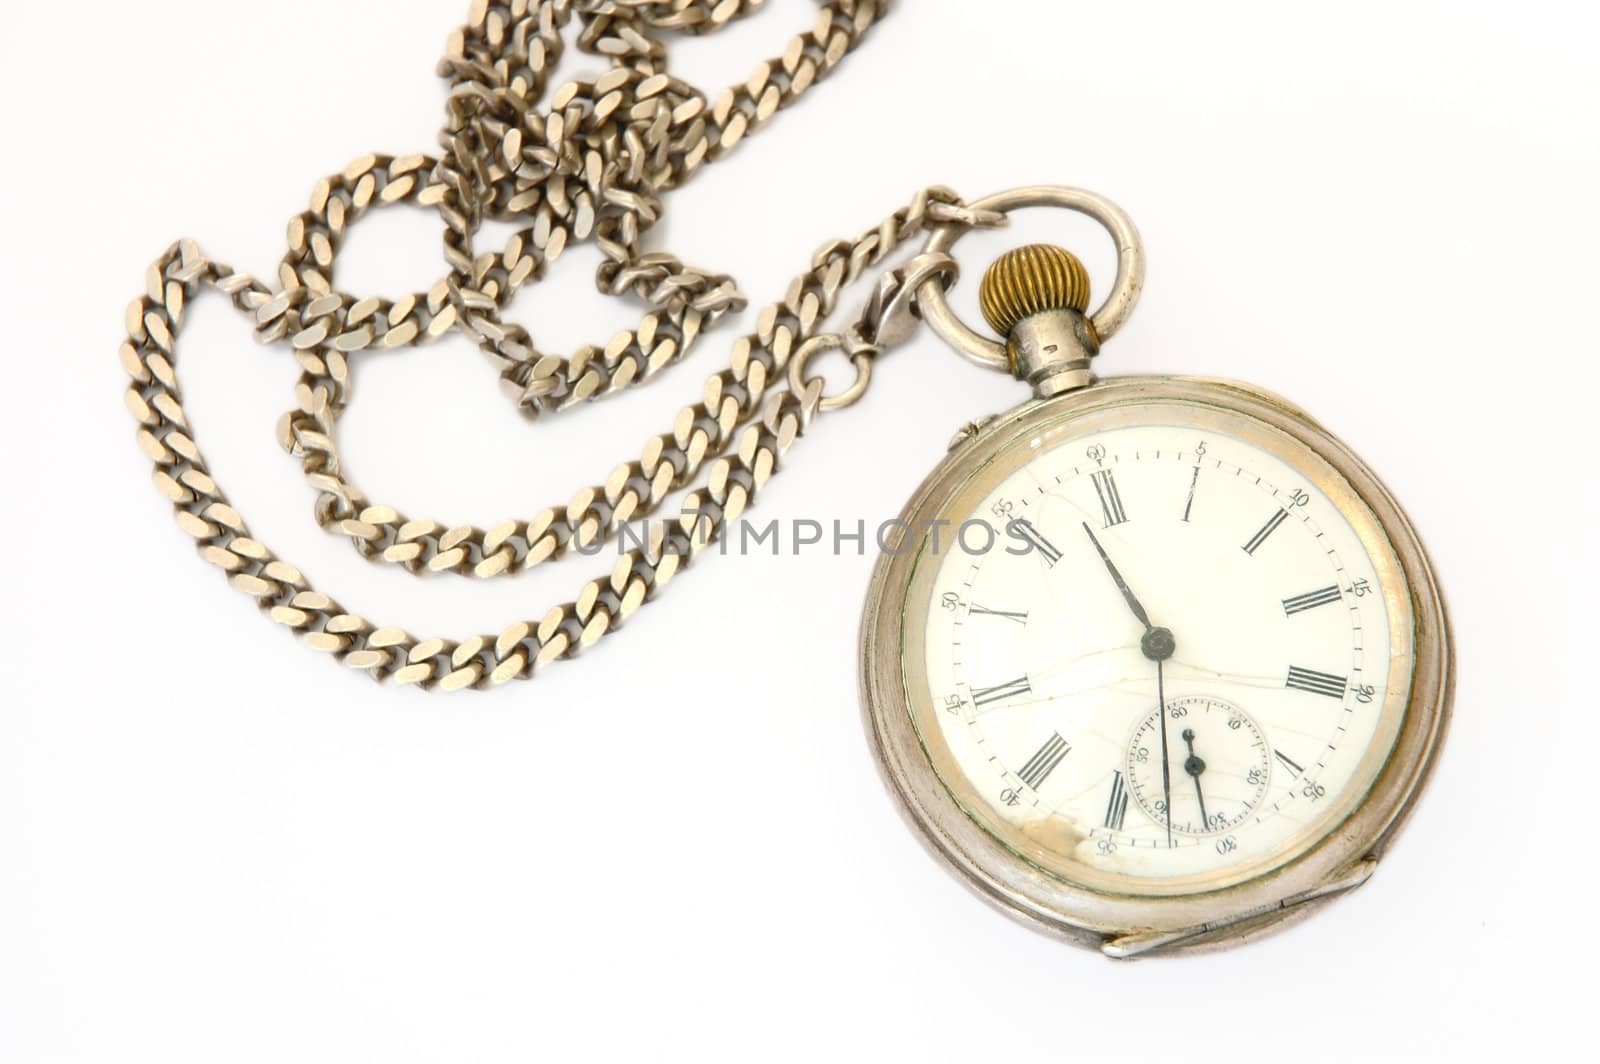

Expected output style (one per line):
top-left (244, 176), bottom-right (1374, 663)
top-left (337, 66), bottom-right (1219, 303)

top-left (899, 393), bottom-right (1418, 898)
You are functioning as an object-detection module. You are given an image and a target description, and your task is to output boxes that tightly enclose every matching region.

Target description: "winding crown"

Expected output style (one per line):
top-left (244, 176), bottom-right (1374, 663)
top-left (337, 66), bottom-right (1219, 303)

top-left (978, 244), bottom-right (1093, 339)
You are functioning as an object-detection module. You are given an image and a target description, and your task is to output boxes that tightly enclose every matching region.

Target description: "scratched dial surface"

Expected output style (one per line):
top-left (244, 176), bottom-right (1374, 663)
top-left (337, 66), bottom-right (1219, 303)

top-left (915, 414), bottom-right (1409, 891)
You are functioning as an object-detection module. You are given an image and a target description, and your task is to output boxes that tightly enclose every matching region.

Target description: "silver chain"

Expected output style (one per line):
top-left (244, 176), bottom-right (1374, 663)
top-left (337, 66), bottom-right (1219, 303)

top-left (121, 0), bottom-right (999, 690)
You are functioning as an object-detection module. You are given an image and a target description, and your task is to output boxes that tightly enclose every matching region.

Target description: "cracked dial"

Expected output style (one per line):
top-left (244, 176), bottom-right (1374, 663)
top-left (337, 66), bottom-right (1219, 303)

top-left (912, 403), bottom-right (1413, 894)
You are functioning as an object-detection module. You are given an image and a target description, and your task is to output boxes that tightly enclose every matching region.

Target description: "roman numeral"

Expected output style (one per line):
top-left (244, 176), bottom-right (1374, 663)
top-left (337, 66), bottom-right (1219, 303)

top-left (969, 603), bottom-right (1028, 624)
top-left (1182, 466), bottom-right (1200, 523)
top-left (971, 675), bottom-right (1031, 706)
top-left (1103, 770), bottom-right (1129, 831)
top-left (1285, 666), bottom-right (1347, 699)
top-left (1010, 519), bottom-right (1062, 565)
top-left (1283, 585), bottom-right (1342, 616)
top-left (1273, 749), bottom-right (1305, 778)
top-left (1017, 732), bottom-right (1070, 790)
top-left (1243, 509), bottom-right (1289, 555)
top-left (1091, 469), bottom-right (1128, 527)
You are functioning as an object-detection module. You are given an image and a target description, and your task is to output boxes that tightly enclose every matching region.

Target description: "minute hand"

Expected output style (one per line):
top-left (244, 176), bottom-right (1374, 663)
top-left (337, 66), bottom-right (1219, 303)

top-left (1080, 522), bottom-right (1178, 848)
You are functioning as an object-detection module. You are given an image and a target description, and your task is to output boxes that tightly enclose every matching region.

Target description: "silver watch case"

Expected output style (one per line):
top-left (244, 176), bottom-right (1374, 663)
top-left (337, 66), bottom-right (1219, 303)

top-left (858, 375), bottom-right (1453, 957)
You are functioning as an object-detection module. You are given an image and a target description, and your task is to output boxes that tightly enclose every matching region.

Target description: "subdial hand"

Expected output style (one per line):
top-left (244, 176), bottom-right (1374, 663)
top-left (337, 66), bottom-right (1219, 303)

top-left (1182, 728), bottom-right (1211, 832)
top-left (1081, 522), bottom-right (1177, 846)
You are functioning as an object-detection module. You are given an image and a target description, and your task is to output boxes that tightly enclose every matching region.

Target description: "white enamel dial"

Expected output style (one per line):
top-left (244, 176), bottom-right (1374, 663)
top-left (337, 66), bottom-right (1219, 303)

top-left (915, 413), bottom-right (1407, 892)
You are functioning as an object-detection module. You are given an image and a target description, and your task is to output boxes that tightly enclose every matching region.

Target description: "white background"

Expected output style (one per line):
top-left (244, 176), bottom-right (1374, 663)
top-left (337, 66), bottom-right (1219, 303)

top-left (2, 1), bottom-right (1595, 1060)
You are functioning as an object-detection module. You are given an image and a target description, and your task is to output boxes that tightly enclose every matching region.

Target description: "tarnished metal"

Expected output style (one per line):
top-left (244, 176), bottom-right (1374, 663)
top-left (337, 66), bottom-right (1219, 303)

top-left (121, 0), bottom-right (997, 689)
top-left (1009, 310), bottom-right (1096, 395)
top-left (979, 244), bottom-right (1093, 335)
top-left (116, 0), bottom-right (1452, 965)
top-left (785, 249), bottom-right (971, 411)
top-left (978, 244), bottom-right (1099, 395)
top-left (268, 0), bottom-right (901, 580)
top-left (918, 185), bottom-right (1146, 374)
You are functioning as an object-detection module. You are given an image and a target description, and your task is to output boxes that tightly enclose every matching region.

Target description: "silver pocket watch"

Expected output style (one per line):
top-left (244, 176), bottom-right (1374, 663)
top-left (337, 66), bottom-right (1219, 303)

top-left (860, 188), bottom-right (1451, 956)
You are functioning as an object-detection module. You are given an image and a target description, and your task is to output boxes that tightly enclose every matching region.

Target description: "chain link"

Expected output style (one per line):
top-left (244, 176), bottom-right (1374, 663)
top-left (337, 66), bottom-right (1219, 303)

top-left (121, 0), bottom-right (993, 689)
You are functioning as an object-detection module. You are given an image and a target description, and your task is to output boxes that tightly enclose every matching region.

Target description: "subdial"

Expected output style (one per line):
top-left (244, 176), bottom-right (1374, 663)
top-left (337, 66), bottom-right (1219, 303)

top-left (1125, 696), bottom-right (1271, 836)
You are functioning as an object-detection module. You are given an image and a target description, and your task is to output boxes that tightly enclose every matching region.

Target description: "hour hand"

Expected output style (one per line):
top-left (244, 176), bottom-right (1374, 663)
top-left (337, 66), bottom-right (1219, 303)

top-left (1081, 521), bottom-right (1152, 630)
top-left (1081, 522), bottom-right (1174, 662)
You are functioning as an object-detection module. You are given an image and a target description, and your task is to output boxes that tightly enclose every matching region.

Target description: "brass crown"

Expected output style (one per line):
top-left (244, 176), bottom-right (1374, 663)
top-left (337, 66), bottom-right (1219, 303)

top-left (978, 244), bottom-right (1093, 339)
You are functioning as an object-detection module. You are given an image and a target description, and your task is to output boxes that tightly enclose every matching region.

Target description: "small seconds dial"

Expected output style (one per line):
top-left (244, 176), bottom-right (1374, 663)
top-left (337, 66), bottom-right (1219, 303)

top-left (1125, 696), bottom-right (1270, 836)
top-left (919, 414), bottom-right (1399, 889)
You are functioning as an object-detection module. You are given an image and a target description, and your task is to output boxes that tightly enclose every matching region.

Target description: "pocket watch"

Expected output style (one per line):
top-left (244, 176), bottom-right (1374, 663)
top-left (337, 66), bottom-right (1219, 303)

top-left (119, 2), bottom-right (1450, 961)
top-left (860, 188), bottom-right (1452, 956)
